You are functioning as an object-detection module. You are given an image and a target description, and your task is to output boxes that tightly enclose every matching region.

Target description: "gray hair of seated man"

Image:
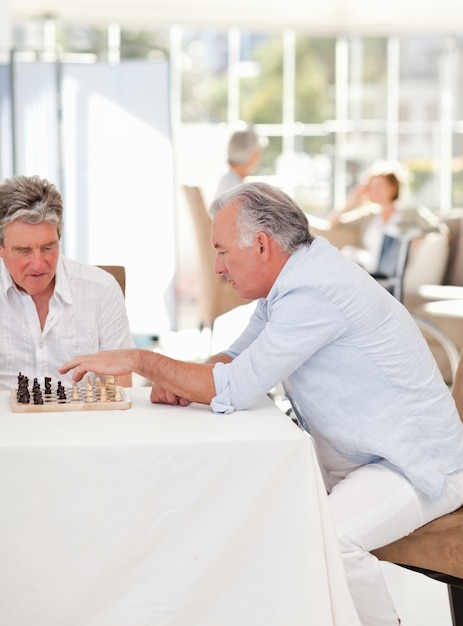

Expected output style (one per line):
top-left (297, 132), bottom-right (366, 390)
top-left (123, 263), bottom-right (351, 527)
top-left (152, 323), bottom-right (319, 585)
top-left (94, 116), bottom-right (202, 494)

top-left (210, 181), bottom-right (313, 254)
top-left (227, 127), bottom-right (262, 165)
top-left (0, 174), bottom-right (64, 246)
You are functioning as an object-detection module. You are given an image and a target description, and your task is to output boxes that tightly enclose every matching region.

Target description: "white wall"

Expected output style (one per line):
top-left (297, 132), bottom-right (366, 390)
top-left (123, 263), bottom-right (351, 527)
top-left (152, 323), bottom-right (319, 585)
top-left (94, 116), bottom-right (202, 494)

top-left (60, 60), bottom-right (176, 335)
top-left (7, 59), bottom-right (176, 336)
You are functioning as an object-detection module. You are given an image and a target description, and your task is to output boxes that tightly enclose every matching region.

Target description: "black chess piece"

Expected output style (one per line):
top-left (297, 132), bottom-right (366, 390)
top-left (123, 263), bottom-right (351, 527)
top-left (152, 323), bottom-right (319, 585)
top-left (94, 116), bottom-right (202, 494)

top-left (56, 381), bottom-right (67, 403)
top-left (33, 390), bottom-right (44, 405)
top-left (17, 373), bottom-right (30, 404)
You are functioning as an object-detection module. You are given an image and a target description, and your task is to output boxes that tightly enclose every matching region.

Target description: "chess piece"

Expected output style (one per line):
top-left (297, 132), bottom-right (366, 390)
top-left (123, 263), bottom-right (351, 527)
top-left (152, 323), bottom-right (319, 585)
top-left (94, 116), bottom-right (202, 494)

top-left (115, 385), bottom-right (122, 402)
top-left (72, 382), bottom-right (80, 402)
top-left (100, 385), bottom-right (107, 402)
top-left (32, 378), bottom-right (42, 404)
top-left (57, 381), bottom-right (67, 403)
top-left (17, 373), bottom-right (30, 404)
top-left (85, 376), bottom-right (94, 402)
top-left (33, 389), bottom-right (44, 404)
top-left (105, 375), bottom-right (115, 401)
top-left (95, 377), bottom-right (102, 400)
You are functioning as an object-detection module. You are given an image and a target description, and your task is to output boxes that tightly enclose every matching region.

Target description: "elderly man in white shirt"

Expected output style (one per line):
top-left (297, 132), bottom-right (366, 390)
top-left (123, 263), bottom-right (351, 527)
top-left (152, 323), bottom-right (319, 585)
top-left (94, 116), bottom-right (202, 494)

top-left (0, 174), bottom-right (134, 390)
top-left (60, 181), bottom-right (463, 626)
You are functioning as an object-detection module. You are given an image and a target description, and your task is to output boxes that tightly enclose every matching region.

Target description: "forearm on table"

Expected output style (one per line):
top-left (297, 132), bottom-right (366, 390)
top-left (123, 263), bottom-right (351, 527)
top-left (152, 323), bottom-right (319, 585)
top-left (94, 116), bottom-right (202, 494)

top-left (138, 350), bottom-right (216, 404)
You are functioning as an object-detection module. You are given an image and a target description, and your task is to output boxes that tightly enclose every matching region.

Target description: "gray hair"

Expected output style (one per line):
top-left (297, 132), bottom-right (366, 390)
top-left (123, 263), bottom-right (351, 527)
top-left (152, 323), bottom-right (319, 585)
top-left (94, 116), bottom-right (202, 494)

top-left (0, 175), bottom-right (64, 246)
top-left (228, 128), bottom-right (261, 165)
top-left (210, 182), bottom-right (313, 253)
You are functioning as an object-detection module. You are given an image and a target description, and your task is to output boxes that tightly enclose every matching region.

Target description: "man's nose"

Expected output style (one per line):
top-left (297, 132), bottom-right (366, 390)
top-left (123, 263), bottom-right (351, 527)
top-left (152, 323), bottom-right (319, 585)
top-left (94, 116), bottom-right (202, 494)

top-left (29, 251), bottom-right (47, 268)
top-left (214, 256), bottom-right (225, 275)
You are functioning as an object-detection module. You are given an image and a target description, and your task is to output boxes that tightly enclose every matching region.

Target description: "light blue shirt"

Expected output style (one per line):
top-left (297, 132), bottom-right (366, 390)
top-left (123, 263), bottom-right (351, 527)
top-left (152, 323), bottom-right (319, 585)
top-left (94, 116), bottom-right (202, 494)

top-left (212, 237), bottom-right (463, 499)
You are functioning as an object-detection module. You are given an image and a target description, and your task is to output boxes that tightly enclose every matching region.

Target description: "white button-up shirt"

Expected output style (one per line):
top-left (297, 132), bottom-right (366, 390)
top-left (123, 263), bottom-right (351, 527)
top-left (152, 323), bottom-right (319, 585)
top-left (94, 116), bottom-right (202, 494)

top-left (0, 256), bottom-right (135, 390)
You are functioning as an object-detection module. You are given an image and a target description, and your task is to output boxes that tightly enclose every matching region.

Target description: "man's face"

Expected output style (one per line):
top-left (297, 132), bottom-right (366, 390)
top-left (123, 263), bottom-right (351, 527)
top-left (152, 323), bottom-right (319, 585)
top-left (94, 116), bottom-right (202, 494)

top-left (0, 220), bottom-right (60, 297)
top-left (211, 204), bottom-right (267, 300)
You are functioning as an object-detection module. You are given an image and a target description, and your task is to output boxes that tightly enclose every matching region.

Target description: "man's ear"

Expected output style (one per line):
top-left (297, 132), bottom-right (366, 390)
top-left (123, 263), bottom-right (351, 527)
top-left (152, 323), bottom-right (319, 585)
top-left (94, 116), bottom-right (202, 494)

top-left (255, 232), bottom-right (271, 259)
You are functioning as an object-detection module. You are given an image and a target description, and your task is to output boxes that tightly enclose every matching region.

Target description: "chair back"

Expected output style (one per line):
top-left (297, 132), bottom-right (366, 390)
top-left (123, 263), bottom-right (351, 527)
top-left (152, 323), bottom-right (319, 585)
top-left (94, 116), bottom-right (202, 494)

top-left (451, 349), bottom-right (463, 422)
top-left (97, 265), bottom-right (126, 297)
top-left (182, 185), bottom-right (248, 328)
top-left (371, 233), bottom-right (411, 302)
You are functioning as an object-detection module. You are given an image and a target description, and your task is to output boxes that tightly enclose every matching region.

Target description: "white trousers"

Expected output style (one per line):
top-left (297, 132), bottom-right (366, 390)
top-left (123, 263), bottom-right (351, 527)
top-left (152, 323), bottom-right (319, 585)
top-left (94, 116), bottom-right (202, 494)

top-left (314, 431), bottom-right (463, 626)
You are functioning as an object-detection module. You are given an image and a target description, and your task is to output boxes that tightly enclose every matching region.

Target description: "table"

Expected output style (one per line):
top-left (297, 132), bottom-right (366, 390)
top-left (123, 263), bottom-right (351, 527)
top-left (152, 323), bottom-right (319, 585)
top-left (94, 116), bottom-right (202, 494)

top-left (0, 387), bottom-right (360, 626)
top-left (414, 298), bottom-right (463, 383)
top-left (417, 284), bottom-right (463, 300)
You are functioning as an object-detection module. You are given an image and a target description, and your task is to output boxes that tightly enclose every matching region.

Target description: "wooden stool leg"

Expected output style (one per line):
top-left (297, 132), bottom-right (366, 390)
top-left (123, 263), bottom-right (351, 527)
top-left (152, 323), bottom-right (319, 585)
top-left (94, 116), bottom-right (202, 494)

top-left (449, 585), bottom-right (463, 626)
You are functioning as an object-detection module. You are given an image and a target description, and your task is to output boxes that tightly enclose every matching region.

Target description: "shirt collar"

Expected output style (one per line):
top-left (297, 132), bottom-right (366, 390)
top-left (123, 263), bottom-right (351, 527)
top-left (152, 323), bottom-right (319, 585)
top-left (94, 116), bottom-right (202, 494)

top-left (53, 256), bottom-right (73, 304)
top-left (0, 259), bottom-right (14, 297)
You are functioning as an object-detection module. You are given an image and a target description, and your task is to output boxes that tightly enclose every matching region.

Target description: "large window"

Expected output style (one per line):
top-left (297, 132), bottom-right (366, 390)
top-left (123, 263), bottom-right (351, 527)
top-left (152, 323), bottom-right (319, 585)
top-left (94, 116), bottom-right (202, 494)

top-left (9, 22), bottom-right (463, 213)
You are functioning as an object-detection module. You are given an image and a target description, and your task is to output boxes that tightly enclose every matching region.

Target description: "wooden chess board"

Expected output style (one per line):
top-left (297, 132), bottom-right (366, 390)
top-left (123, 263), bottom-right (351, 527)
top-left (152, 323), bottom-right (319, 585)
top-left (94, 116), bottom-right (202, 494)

top-left (10, 382), bottom-right (132, 413)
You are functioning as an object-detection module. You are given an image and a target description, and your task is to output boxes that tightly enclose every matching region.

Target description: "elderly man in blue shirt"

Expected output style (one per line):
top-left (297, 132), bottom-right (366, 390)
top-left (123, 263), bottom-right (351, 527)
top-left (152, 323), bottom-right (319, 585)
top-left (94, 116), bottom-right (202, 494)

top-left (61, 182), bottom-right (463, 626)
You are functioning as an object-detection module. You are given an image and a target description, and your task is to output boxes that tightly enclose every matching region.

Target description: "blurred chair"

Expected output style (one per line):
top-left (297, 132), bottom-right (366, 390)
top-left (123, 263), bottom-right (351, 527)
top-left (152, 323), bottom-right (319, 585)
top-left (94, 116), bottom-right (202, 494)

top-left (371, 233), bottom-right (459, 384)
top-left (370, 232), bottom-right (411, 303)
top-left (402, 211), bottom-right (463, 382)
top-left (210, 300), bottom-right (258, 355)
top-left (182, 185), bottom-right (248, 329)
top-left (372, 349), bottom-right (463, 625)
top-left (97, 265), bottom-right (126, 297)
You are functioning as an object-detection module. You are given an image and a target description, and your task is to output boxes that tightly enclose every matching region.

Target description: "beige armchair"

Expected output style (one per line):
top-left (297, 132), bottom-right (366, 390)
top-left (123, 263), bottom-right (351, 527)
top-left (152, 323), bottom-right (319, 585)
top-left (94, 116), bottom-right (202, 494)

top-left (402, 210), bottom-right (463, 383)
top-left (182, 185), bottom-right (249, 329)
top-left (372, 350), bottom-right (463, 625)
top-left (97, 265), bottom-right (126, 296)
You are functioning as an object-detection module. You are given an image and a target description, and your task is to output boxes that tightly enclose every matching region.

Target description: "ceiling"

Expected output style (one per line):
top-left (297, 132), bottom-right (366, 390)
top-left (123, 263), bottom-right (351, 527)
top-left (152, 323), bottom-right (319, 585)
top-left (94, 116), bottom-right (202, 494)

top-left (8, 0), bottom-right (463, 34)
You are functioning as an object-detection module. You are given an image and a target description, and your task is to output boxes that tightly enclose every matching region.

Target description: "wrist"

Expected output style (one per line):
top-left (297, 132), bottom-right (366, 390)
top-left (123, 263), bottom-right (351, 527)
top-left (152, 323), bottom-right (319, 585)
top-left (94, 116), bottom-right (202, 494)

top-left (136, 348), bottom-right (156, 379)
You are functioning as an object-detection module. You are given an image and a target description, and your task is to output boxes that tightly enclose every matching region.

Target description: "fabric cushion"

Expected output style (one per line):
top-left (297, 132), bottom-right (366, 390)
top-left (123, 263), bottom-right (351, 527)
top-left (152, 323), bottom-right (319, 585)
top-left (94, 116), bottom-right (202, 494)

top-left (404, 232), bottom-right (449, 294)
top-left (372, 505), bottom-right (463, 579)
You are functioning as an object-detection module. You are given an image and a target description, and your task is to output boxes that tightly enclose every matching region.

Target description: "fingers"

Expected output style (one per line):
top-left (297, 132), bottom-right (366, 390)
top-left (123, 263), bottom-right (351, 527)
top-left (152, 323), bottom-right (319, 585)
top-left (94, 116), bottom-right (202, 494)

top-left (150, 383), bottom-right (190, 406)
top-left (70, 366), bottom-right (90, 382)
top-left (59, 351), bottom-right (127, 382)
top-left (59, 358), bottom-right (89, 382)
top-left (58, 359), bottom-right (77, 375)
top-left (166, 391), bottom-right (190, 406)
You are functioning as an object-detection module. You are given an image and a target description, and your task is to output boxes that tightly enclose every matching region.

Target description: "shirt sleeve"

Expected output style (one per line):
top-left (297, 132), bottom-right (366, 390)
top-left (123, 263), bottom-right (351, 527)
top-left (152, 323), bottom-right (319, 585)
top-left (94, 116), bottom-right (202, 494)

top-left (210, 284), bottom-right (348, 413)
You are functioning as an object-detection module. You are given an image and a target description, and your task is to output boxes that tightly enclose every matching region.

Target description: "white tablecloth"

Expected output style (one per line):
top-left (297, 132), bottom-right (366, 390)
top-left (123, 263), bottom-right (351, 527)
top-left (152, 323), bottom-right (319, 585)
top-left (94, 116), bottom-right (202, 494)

top-left (0, 387), bottom-right (360, 626)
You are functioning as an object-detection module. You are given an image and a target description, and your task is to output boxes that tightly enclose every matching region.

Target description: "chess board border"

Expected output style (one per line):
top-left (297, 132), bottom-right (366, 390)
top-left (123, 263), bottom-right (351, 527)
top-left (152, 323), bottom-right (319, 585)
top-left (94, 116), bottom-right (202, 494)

top-left (10, 386), bottom-right (132, 413)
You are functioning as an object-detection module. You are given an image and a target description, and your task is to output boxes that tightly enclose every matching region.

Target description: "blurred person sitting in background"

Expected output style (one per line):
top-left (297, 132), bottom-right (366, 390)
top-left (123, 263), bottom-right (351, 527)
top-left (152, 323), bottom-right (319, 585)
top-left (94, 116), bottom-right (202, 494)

top-left (328, 161), bottom-right (448, 290)
top-left (215, 124), bottom-right (263, 198)
top-left (330, 162), bottom-right (408, 272)
top-left (0, 174), bottom-right (134, 390)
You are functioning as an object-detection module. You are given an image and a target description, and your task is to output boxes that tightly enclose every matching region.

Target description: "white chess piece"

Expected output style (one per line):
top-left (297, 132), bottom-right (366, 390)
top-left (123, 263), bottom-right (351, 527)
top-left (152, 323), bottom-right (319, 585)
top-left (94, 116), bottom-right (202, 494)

top-left (85, 376), bottom-right (94, 402)
top-left (95, 377), bottom-right (102, 399)
top-left (100, 385), bottom-right (107, 402)
top-left (72, 382), bottom-right (80, 402)
top-left (105, 375), bottom-right (115, 400)
top-left (115, 385), bottom-right (122, 402)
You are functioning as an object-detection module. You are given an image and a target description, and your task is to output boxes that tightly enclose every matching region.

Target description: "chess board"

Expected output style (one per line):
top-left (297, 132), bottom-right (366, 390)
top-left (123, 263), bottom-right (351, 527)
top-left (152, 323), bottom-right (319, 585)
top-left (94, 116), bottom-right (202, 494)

top-left (11, 377), bottom-right (132, 413)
